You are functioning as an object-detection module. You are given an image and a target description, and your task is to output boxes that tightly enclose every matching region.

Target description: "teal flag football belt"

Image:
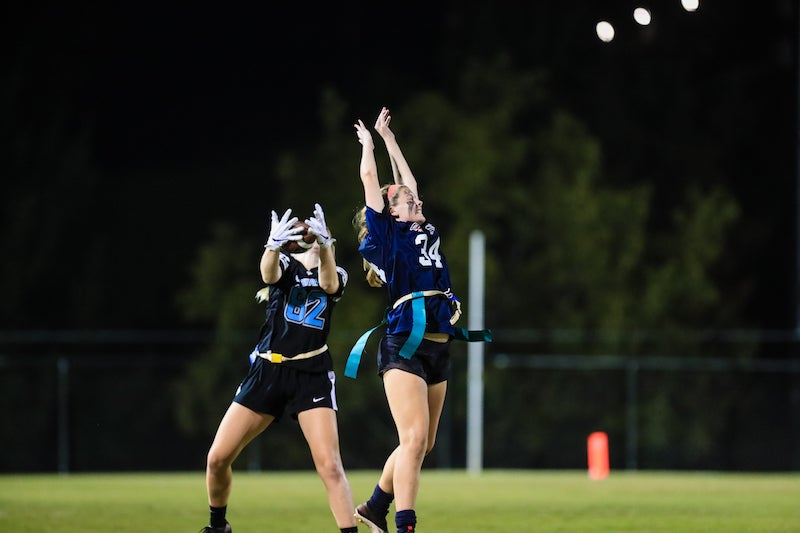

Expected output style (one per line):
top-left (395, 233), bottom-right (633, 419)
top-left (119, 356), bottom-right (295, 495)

top-left (344, 291), bottom-right (493, 379)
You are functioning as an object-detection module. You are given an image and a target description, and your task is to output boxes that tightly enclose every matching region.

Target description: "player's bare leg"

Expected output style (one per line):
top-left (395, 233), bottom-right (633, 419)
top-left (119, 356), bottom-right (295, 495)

top-left (299, 407), bottom-right (358, 529)
top-left (204, 403), bottom-right (272, 531)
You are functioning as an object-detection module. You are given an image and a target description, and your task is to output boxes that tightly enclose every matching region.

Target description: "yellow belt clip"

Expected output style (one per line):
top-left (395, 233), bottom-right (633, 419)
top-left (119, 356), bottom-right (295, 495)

top-left (255, 345), bottom-right (328, 364)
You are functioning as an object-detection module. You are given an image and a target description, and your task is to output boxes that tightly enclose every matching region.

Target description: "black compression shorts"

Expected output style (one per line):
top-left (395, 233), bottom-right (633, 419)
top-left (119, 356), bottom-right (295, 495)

top-left (377, 333), bottom-right (452, 384)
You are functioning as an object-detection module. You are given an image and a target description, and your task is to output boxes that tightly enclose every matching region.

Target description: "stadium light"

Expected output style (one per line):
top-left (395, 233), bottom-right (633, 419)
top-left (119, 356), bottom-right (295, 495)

top-left (681, 0), bottom-right (700, 12)
top-left (633, 8), bottom-right (652, 26)
top-left (598, 2), bottom-right (702, 42)
top-left (596, 21), bottom-right (615, 42)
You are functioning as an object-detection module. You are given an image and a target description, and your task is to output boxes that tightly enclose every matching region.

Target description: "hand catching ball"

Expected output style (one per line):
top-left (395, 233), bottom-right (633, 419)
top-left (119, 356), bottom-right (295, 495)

top-left (281, 221), bottom-right (316, 253)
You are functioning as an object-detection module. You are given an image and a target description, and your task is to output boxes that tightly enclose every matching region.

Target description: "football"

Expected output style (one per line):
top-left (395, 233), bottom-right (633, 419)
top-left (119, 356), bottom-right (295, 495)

top-left (281, 221), bottom-right (316, 253)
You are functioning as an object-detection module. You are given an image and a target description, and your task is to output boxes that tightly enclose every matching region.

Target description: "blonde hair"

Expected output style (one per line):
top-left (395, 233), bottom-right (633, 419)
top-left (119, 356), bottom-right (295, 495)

top-left (352, 184), bottom-right (407, 288)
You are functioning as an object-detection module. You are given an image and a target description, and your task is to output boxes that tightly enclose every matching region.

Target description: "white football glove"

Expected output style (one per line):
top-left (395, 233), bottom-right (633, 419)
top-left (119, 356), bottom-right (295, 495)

top-left (265, 209), bottom-right (303, 250)
top-left (305, 203), bottom-right (336, 248)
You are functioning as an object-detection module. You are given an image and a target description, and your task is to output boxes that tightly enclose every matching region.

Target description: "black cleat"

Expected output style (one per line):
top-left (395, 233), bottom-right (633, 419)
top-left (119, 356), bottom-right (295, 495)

top-left (200, 521), bottom-right (232, 533)
top-left (354, 502), bottom-right (387, 533)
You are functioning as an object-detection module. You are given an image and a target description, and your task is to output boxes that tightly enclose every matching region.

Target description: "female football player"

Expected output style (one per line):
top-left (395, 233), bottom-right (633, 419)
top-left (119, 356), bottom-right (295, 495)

top-left (351, 108), bottom-right (460, 533)
top-left (201, 203), bottom-right (358, 533)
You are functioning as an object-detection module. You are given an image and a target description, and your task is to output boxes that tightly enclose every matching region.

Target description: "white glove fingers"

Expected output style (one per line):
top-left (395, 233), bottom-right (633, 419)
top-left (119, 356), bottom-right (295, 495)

top-left (281, 208), bottom-right (292, 222)
top-left (304, 203), bottom-right (334, 247)
top-left (266, 208), bottom-right (302, 250)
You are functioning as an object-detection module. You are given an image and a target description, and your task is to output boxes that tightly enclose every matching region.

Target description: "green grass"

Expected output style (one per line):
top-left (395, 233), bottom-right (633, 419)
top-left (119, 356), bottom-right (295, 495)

top-left (0, 470), bottom-right (798, 532)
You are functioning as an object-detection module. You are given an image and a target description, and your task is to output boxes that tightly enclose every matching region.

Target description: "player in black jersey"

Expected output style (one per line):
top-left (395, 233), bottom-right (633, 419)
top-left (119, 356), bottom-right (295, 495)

top-left (201, 204), bottom-right (359, 533)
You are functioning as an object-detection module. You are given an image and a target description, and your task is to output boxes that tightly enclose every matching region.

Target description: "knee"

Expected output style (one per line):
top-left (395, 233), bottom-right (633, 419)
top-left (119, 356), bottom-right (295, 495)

top-left (206, 447), bottom-right (232, 473)
top-left (315, 454), bottom-right (346, 483)
top-left (400, 429), bottom-right (429, 460)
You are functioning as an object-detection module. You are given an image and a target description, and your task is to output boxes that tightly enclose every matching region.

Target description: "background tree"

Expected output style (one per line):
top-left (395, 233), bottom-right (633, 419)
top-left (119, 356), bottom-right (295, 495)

top-left (174, 59), bottom-right (745, 469)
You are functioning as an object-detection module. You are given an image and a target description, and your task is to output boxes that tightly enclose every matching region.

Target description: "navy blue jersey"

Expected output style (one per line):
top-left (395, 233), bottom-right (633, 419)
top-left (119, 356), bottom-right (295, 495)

top-left (358, 205), bottom-right (455, 336)
top-left (255, 252), bottom-right (347, 373)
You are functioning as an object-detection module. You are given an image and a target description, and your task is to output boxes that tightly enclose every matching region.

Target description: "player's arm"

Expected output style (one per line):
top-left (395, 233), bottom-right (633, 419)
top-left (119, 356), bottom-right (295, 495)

top-left (260, 247), bottom-right (282, 285)
top-left (261, 209), bottom-right (301, 284)
top-left (389, 151), bottom-right (400, 184)
top-left (304, 203), bottom-right (340, 294)
top-left (374, 106), bottom-right (419, 199)
top-left (354, 118), bottom-right (384, 212)
top-left (317, 244), bottom-right (340, 294)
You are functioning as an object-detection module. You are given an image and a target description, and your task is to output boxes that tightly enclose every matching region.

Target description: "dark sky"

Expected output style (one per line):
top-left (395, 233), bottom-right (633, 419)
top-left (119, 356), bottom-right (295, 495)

top-left (7, 3), bottom-right (449, 169)
top-left (16, 2), bottom-right (792, 171)
top-left (7, 2), bottom-right (794, 168)
top-left (3, 1), bottom-right (798, 330)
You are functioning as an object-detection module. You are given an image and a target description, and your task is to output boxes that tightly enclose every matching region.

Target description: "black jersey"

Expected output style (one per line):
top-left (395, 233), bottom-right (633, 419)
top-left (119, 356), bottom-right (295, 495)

top-left (254, 252), bottom-right (347, 373)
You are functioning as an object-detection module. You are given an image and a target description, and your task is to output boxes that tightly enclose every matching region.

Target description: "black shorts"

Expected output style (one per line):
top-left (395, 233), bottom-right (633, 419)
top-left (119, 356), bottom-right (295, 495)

top-left (233, 357), bottom-right (338, 421)
top-left (377, 334), bottom-right (452, 384)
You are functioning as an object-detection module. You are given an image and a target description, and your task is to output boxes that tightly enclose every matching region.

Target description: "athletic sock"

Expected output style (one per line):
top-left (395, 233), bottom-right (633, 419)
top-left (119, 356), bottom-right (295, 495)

top-left (368, 484), bottom-right (394, 515)
top-left (209, 505), bottom-right (227, 528)
top-left (341, 527), bottom-right (358, 533)
top-left (395, 509), bottom-right (416, 532)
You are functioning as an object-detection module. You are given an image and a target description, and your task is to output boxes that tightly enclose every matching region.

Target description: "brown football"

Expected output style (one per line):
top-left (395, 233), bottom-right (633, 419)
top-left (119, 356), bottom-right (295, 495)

top-left (281, 221), bottom-right (316, 253)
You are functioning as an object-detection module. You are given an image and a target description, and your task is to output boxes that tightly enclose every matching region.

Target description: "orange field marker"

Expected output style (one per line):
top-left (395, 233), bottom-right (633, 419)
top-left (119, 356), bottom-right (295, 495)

top-left (587, 431), bottom-right (610, 480)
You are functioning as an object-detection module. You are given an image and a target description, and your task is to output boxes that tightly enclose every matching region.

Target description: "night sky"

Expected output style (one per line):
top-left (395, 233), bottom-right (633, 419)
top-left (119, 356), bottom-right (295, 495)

top-left (3, 1), bottom-right (797, 330)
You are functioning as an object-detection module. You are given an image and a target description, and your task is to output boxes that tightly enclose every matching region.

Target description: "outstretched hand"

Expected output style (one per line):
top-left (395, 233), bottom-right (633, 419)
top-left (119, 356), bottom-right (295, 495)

top-left (265, 208), bottom-right (303, 250)
top-left (354, 119), bottom-right (374, 150)
top-left (374, 106), bottom-right (394, 142)
top-left (305, 203), bottom-right (336, 248)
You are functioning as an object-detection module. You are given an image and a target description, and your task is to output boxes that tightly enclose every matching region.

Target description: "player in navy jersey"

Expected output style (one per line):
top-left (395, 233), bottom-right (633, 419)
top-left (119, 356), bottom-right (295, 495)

top-left (351, 108), bottom-right (459, 533)
top-left (201, 204), bottom-right (359, 533)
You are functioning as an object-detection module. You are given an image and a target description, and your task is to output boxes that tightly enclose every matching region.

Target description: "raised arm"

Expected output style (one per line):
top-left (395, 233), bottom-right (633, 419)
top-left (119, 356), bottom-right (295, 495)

top-left (374, 107), bottom-right (419, 199)
top-left (354, 119), bottom-right (384, 212)
top-left (304, 203), bottom-right (340, 294)
top-left (260, 208), bottom-right (302, 284)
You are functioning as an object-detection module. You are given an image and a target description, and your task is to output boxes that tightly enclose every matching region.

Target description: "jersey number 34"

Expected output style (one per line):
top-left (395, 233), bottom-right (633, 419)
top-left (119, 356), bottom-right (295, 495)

top-left (416, 234), bottom-right (443, 268)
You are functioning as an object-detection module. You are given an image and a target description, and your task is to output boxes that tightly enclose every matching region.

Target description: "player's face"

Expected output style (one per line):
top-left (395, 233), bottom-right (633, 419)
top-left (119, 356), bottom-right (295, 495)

top-left (391, 190), bottom-right (425, 223)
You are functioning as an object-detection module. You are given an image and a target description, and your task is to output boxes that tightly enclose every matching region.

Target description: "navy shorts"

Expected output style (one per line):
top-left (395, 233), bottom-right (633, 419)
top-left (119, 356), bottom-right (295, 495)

top-left (377, 334), bottom-right (452, 384)
top-left (233, 357), bottom-right (338, 421)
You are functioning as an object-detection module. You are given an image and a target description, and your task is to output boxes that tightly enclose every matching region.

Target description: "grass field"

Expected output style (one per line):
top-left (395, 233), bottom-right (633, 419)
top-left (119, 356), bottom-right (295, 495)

top-left (0, 469), bottom-right (798, 532)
